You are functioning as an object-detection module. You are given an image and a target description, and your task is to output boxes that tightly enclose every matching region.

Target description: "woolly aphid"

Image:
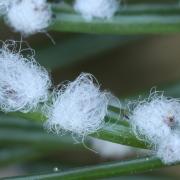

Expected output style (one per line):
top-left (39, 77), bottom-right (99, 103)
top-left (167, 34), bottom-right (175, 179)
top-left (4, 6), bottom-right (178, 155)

top-left (0, 40), bottom-right (51, 112)
top-left (44, 73), bottom-right (110, 138)
top-left (74, 0), bottom-right (119, 20)
top-left (5, 0), bottom-right (52, 35)
top-left (129, 93), bottom-right (180, 144)
top-left (129, 92), bottom-right (180, 164)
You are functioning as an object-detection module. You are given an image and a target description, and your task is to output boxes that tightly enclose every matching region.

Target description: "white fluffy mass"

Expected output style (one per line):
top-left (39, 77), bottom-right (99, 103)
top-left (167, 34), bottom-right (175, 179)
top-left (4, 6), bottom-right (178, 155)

top-left (130, 94), bottom-right (180, 145)
top-left (44, 73), bottom-right (109, 137)
top-left (74, 0), bottom-right (119, 20)
top-left (0, 40), bottom-right (51, 112)
top-left (129, 92), bottom-right (180, 164)
top-left (157, 134), bottom-right (180, 164)
top-left (5, 0), bottom-right (52, 35)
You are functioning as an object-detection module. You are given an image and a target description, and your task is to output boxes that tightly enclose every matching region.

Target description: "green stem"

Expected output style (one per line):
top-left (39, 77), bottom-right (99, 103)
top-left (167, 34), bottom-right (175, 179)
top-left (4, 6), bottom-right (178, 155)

top-left (0, 113), bottom-right (42, 130)
top-left (50, 13), bottom-right (180, 34)
top-left (8, 110), bottom-right (149, 149)
top-left (92, 123), bottom-right (149, 149)
top-left (50, 4), bottom-right (180, 34)
top-left (6, 156), bottom-right (177, 180)
top-left (53, 4), bottom-right (180, 15)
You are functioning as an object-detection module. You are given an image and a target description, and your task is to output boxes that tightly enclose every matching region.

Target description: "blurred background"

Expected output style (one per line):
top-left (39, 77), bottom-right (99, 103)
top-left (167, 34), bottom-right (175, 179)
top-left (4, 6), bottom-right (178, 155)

top-left (1, 0), bottom-right (180, 179)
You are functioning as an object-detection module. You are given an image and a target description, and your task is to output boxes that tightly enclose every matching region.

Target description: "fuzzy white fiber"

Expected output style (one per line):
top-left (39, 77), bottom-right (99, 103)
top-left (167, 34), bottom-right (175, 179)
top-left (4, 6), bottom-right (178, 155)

top-left (129, 94), bottom-right (180, 145)
top-left (157, 134), bottom-right (180, 164)
top-left (0, 40), bottom-right (51, 112)
top-left (5, 0), bottom-right (52, 35)
top-left (74, 0), bottom-right (119, 20)
top-left (44, 73), bottom-right (109, 137)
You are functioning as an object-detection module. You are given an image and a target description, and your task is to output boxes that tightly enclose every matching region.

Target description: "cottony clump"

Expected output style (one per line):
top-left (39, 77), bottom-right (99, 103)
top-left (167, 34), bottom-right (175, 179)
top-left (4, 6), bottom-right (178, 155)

top-left (0, 40), bottom-right (51, 112)
top-left (129, 93), bottom-right (180, 145)
top-left (157, 134), bottom-right (180, 164)
top-left (129, 92), bottom-right (180, 164)
top-left (5, 0), bottom-right (52, 35)
top-left (44, 73), bottom-right (110, 138)
top-left (74, 0), bottom-right (119, 20)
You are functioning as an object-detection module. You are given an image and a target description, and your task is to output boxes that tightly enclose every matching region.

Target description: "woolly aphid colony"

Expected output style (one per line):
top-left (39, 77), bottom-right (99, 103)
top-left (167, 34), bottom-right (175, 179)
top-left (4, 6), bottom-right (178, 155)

top-left (0, 40), bottom-right (110, 139)
top-left (1, 0), bottom-right (180, 166)
top-left (74, 0), bottom-right (120, 20)
top-left (129, 93), bottom-right (180, 164)
top-left (0, 40), bottom-right (51, 112)
top-left (2, 42), bottom-right (180, 166)
top-left (0, 39), bottom-right (111, 137)
top-left (0, 0), bottom-right (52, 35)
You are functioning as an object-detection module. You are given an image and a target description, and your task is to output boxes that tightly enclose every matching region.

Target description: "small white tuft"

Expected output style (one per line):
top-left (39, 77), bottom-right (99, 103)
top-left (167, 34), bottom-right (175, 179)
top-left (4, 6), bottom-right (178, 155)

top-left (5, 0), bottom-right (52, 35)
top-left (74, 0), bottom-right (119, 20)
top-left (129, 93), bottom-right (180, 145)
top-left (44, 73), bottom-right (109, 138)
top-left (0, 40), bottom-right (51, 112)
top-left (157, 134), bottom-right (180, 164)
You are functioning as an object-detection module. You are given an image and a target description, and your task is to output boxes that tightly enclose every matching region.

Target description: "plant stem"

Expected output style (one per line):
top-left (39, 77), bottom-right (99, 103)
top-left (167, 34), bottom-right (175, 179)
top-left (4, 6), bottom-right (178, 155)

top-left (50, 3), bottom-right (180, 34)
top-left (7, 110), bottom-right (149, 149)
top-left (92, 123), bottom-right (148, 149)
top-left (6, 156), bottom-right (178, 180)
top-left (50, 13), bottom-right (180, 34)
top-left (53, 4), bottom-right (180, 15)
